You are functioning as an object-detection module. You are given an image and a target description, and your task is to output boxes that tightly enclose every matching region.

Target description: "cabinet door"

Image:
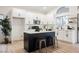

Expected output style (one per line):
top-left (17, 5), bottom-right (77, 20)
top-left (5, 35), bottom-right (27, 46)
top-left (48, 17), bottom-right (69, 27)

top-left (57, 31), bottom-right (62, 40)
top-left (63, 31), bottom-right (67, 40)
top-left (28, 36), bottom-right (37, 52)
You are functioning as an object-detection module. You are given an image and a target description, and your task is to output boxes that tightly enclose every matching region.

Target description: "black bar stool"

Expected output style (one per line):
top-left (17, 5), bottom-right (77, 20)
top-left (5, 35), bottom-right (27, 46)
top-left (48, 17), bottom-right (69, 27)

top-left (48, 36), bottom-right (58, 48)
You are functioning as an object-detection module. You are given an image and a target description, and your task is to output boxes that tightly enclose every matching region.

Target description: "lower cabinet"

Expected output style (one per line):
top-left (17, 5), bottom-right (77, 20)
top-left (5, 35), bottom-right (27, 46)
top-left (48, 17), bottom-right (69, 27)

top-left (24, 32), bottom-right (55, 52)
top-left (57, 30), bottom-right (77, 44)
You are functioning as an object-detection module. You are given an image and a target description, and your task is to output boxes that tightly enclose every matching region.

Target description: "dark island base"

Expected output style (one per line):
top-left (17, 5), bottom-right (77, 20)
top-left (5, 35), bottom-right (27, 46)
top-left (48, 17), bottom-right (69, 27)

top-left (24, 32), bottom-right (55, 52)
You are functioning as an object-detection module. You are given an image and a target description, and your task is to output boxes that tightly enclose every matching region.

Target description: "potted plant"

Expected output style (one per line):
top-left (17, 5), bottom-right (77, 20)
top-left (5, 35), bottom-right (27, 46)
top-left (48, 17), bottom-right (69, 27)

top-left (0, 16), bottom-right (11, 44)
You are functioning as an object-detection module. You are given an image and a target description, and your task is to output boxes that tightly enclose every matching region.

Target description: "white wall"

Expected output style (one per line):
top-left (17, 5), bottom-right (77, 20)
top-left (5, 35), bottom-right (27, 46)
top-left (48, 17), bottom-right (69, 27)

top-left (0, 27), bottom-right (4, 43)
top-left (69, 7), bottom-right (77, 43)
top-left (9, 8), bottom-right (46, 42)
top-left (9, 8), bottom-right (25, 42)
top-left (25, 11), bottom-right (46, 31)
top-left (0, 8), bottom-right (12, 43)
top-left (46, 9), bottom-right (57, 30)
top-left (46, 6), bottom-right (77, 44)
top-left (0, 7), bottom-right (78, 44)
top-left (0, 7), bottom-right (45, 42)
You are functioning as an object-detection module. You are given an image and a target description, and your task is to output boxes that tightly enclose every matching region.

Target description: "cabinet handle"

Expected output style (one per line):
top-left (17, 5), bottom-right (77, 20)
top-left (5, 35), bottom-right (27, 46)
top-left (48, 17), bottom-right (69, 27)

top-left (66, 34), bottom-right (68, 37)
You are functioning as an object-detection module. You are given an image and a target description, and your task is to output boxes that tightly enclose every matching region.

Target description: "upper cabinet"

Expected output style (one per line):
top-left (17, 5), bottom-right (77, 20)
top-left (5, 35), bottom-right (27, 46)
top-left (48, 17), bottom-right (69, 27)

top-left (12, 8), bottom-right (26, 18)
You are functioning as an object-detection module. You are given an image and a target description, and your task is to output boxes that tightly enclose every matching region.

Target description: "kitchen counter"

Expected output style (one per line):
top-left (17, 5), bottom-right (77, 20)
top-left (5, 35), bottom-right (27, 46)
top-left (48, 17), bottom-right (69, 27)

top-left (24, 31), bottom-right (55, 52)
top-left (24, 31), bottom-right (54, 34)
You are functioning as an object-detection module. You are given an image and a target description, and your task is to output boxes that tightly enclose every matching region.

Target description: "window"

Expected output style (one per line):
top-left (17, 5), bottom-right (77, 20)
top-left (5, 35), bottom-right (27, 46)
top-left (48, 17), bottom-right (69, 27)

top-left (62, 16), bottom-right (68, 25)
top-left (56, 17), bottom-right (62, 27)
top-left (0, 14), bottom-right (4, 19)
top-left (0, 14), bottom-right (4, 22)
top-left (56, 7), bottom-right (69, 14)
top-left (56, 16), bottom-right (68, 29)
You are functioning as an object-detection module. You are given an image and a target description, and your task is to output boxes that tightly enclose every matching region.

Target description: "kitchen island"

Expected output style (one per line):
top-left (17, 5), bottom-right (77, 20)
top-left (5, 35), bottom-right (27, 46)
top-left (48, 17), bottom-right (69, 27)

top-left (24, 31), bottom-right (55, 52)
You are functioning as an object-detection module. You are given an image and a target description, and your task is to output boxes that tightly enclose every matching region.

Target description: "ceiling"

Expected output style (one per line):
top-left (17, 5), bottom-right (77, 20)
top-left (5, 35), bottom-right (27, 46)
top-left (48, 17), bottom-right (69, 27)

top-left (0, 6), bottom-right (58, 14)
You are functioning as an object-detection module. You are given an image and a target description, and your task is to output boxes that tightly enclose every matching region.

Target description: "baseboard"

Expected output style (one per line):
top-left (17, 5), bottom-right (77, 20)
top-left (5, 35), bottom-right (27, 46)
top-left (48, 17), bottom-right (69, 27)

top-left (58, 40), bottom-right (72, 44)
top-left (0, 41), bottom-right (11, 44)
top-left (11, 39), bottom-right (23, 43)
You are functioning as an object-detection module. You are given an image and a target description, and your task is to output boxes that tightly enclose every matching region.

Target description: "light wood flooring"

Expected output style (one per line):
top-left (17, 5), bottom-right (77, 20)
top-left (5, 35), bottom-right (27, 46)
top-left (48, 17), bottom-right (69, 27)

top-left (5, 40), bottom-right (79, 53)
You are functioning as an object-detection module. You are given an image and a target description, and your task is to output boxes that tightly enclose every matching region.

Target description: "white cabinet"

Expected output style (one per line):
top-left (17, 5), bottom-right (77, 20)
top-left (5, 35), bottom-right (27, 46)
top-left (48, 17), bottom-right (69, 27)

top-left (57, 30), bottom-right (77, 44)
top-left (48, 20), bottom-right (53, 24)
top-left (67, 30), bottom-right (77, 44)
top-left (57, 31), bottom-right (63, 40)
top-left (41, 20), bottom-right (47, 24)
top-left (57, 30), bottom-right (69, 42)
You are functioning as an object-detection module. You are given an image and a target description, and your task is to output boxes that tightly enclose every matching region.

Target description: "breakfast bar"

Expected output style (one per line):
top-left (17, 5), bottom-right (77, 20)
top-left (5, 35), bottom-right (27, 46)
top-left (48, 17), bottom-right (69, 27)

top-left (24, 31), bottom-right (55, 52)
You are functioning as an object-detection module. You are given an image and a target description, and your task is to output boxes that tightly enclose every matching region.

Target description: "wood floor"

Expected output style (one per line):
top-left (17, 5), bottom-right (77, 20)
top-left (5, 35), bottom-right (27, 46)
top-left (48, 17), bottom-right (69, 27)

top-left (5, 40), bottom-right (79, 53)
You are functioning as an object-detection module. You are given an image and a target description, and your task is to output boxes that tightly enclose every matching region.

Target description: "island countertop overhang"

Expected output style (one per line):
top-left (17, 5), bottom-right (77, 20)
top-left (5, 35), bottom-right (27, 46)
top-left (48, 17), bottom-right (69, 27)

top-left (24, 31), bottom-right (55, 34)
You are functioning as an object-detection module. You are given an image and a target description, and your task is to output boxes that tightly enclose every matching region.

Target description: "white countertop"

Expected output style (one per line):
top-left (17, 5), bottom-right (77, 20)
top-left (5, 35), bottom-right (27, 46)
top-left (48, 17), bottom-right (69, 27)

top-left (24, 31), bottom-right (54, 34)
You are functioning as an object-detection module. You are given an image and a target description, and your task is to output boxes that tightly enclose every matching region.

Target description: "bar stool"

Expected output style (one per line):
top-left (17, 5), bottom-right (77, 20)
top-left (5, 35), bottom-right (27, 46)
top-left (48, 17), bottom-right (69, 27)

top-left (39, 39), bottom-right (47, 52)
top-left (36, 37), bottom-right (47, 53)
top-left (53, 36), bottom-right (58, 48)
top-left (47, 36), bottom-right (53, 46)
top-left (49, 36), bottom-right (58, 48)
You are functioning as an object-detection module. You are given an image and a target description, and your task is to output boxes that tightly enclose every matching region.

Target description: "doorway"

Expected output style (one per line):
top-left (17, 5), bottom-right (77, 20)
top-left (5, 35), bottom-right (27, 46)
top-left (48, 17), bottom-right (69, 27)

top-left (12, 17), bottom-right (25, 42)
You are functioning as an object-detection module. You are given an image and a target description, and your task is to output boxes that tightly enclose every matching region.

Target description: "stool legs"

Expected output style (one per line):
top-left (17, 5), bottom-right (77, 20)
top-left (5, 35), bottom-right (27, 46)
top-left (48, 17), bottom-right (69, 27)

top-left (54, 37), bottom-right (58, 48)
top-left (39, 40), bottom-right (47, 53)
top-left (39, 41), bottom-right (42, 52)
top-left (44, 40), bottom-right (47, 53)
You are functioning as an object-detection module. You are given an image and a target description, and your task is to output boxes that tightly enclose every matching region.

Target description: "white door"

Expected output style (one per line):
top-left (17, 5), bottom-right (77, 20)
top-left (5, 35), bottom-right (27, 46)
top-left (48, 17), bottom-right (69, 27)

top-left (12, 18), bottom-right (25, 41)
